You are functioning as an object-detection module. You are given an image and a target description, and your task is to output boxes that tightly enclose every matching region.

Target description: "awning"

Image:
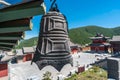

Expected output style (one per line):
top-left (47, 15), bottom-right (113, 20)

top-left (0, 0), bottom-right (45, 51)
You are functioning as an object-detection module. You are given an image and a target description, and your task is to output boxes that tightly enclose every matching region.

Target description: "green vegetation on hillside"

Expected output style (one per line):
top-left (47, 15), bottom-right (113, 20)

top-left (69, 25), bottom-right (120, 45)
top-left (65, 66), bottom-right (107, 80)
top-left (15, 37), bottom-right (38, 49)
top-left (112, 26), bottom-right (120, 35)
top-left (15, 26), bottom-right (120, 48)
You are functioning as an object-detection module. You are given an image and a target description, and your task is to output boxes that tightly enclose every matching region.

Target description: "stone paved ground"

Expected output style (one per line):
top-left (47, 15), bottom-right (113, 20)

top-left (0, 76), bottom-right (8, 80)
top-left (0, 52), bottom-right (111, 80)
top-left (72, 52), bottom-right (111, 70)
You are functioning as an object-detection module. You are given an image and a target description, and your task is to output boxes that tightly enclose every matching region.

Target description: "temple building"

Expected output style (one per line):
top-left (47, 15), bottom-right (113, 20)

top-left (22, 47), bottom-right (35, 62)
top-left (15, 47), bottom-right (35, 62)
top-left (109, 36), bottom-right (120, 54)
top-left (89, 33), bottom-right (110, 53)
top-left (0, 46), bottom-right (35, 78)
top-left (69, 41), bottom-right (82, 54)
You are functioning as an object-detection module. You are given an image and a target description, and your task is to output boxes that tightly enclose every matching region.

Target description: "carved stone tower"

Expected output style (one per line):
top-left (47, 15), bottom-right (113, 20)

top-left (32, 1), bottom-right (73, 71)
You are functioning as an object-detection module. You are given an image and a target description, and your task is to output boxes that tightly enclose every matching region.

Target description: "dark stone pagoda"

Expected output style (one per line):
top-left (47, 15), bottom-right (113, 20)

top-left (32, 1), bottom-right (73, 71)
top-left (89, 33), bottom-right (110, 53)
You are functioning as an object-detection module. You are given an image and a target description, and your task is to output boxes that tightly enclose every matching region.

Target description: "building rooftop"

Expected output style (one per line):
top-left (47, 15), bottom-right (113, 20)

top-left (0, 55), bottom-right (14, 62)
top-left (90, 33), bottom-right (110, 40)
top-left (68, 40), bottom-right (81, 48)
top-left (109, 36), bottom-right (120, 42)
top-left (22, 47), bottom-right (35, 54)
top-left (90, 37), bottom-right (110, 40)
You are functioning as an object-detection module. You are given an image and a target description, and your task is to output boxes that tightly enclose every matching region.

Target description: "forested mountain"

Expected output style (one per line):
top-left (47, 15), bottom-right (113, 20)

top-left (69, 25), bottom-right (115, 45)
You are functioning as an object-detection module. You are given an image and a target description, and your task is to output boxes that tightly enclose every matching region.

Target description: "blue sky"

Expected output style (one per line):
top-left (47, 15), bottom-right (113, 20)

top-left (2, 0), bottom-right (120, 39)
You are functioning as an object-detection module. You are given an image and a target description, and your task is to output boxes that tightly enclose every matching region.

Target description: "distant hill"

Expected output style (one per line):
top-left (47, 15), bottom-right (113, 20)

top-left (15, 25), bottom-right (120, 49)
top-left (15, 37), bottom-right (38, 49)
top-left (69, 26), bottom-right (120, 45)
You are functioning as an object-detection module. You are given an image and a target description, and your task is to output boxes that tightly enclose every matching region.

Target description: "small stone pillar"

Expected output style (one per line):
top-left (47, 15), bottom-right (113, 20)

top-left (107, 57), bottom-right (120, 80)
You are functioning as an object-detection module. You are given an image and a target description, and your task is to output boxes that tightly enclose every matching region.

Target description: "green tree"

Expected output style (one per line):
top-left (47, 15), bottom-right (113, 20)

top-left (43, 71), bottom-right (51, 80)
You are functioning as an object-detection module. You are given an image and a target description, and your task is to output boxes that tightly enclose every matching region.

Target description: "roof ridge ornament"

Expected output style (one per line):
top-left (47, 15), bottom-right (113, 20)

top-left (49, 0), bottom-right (59, 12)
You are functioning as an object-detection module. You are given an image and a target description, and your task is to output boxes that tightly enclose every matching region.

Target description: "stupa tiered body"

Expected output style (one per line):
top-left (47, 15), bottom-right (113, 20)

top-left (32, 10), bottom-right (73, 71)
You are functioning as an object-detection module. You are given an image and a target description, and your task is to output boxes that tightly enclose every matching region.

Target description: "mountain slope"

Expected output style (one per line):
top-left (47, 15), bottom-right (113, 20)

top-left (69, 25), bottom-right (115, 45)
top-left (15, 37), bottom-right (38, 49)
top-left (112, 26), bottom-right (120, 35)
top-left (15, 25), bottom-right (120, 48)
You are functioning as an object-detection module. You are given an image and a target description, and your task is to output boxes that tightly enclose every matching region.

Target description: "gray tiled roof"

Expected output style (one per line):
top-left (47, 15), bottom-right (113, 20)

top-left (103, 43), bottom-right (111, 46)
top-left (68, 40), bottom-right (81, 47)
top-left (1, 55), bottom-right (14, 62)
top-left (22, 47), bottom-right (35, 54)
top-left (90, 37), bottom-right (110, 39)
top-left (0, 51), bottom-right (16, 62)
top-left (90, 43), bottom-right (110, 46)
top-left (110, 36), bottom-right (120, 41)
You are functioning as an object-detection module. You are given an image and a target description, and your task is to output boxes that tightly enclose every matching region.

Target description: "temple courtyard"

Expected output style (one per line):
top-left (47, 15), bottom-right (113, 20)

top-left (0, 52), bottom-right (111, 80)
